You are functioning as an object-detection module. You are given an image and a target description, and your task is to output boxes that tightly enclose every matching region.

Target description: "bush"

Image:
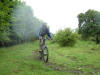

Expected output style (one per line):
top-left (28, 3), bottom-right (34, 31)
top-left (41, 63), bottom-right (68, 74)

top-left (51, 34), bottom-right (57, 43)
top-left (54, 28), bottom-right (77, 46)
top-left (74, 28), bottom-right (82, 40)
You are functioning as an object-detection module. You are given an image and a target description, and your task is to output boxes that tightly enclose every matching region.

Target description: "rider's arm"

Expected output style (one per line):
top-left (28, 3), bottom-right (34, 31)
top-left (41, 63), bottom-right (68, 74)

top-left (46, 28), bottom-right (53, 40)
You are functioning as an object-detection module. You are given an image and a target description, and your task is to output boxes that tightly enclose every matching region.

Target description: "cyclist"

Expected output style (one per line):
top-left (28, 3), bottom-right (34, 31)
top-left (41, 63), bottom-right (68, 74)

top-left (36, 23), bottom-right (53, 52)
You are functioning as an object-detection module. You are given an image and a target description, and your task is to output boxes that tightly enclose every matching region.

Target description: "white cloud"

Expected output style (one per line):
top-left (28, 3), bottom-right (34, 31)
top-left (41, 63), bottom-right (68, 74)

top-left (22, 0), bottom-right (100, 33)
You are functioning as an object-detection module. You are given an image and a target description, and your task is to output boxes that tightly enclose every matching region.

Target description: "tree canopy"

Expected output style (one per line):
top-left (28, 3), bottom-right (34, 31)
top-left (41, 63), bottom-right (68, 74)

top-left (77, 9), bottom-right (100, 43)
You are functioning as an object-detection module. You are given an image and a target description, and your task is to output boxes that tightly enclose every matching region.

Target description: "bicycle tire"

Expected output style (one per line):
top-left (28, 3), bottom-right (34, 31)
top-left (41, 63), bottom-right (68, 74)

top-left (42, 46), bottom-right (48, 63)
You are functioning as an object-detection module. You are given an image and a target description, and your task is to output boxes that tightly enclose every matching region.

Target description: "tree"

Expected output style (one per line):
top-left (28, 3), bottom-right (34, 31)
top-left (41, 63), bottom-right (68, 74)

top-left (77, 9), bottom-right (100, 44)
top-left (0, 0), bottom-right (19, 46)
top-left (11, 3), bottom-right (44, 43)
top-left (0, 0), bottom-right (44, 47)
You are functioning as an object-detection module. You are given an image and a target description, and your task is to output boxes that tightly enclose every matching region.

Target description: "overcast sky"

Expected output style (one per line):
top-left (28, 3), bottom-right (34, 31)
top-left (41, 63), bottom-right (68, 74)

top-left (22, 0), bottom-right (100, 33)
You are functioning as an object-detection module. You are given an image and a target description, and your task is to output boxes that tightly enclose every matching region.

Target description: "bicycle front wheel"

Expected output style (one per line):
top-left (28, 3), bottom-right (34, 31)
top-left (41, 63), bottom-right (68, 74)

top-left (43, 46), bottom-right (48, 63)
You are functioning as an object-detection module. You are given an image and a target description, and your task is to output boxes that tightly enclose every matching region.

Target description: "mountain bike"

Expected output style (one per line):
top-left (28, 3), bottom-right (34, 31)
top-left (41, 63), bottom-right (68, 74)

top-left (39, 36), bottom-right (49, 63)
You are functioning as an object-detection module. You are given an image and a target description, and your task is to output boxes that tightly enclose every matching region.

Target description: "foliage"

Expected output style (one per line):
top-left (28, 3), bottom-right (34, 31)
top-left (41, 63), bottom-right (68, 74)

top-left (0, 0), bottom-right (17, 46)
top-left (11, 4), bottom-right (43, 42)
top-left (77, 9), bottom-right (100, 44)
top-left (54, 28), bottom-right (77, 46)
top-left (0, 0), bottom-right (44, 47)
top-left (74, 28), bottom-right (82, 40)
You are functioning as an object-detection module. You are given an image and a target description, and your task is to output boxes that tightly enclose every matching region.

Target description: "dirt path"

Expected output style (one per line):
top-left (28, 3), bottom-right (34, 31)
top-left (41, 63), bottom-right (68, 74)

top-left (33, 50), bottom-right (68, 71)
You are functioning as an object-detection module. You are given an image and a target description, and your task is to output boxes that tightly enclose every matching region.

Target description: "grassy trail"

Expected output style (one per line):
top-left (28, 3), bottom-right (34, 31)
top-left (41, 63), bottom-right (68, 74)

top-left (0, 41), bottom-right (72, 75)
top-left (0, 40), bottom-right (100, 75)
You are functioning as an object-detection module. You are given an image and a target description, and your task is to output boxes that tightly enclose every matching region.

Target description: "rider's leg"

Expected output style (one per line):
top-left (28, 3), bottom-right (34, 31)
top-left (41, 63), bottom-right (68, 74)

top-left (39, 36), bottom-right (45, 51)
top-left (39, 36), bottom-right (43, 59)
top-left (43, 36), bottom-right (46, 46)
top-left (39, 36), bottom-right (43, 51)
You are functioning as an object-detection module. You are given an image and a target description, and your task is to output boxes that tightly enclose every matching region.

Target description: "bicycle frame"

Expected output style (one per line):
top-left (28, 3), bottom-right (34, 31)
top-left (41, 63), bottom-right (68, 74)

top-left (39, 36), bottom-right (49, 63)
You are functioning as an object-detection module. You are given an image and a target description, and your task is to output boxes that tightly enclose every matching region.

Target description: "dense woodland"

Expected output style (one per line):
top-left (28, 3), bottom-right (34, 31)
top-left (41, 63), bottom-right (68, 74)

top-left (0, 0), bottom-right (44, 47)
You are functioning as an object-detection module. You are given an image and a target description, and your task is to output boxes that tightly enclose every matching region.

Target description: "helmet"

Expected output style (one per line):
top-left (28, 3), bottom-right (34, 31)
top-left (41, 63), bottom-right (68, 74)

top-left (42, 23), bottom-right (47, 29)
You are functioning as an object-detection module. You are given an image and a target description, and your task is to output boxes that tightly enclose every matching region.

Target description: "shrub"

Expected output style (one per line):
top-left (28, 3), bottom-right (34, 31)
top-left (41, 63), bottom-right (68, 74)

top-left (74, 28), bottom-right (82, 40)
top-left (54, 28), bottom-right (77, 46)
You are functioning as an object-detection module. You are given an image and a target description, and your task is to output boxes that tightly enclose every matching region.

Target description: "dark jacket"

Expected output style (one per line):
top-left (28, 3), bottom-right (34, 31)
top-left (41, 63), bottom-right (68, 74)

top-left (36, 25), bottom-right (53, 39)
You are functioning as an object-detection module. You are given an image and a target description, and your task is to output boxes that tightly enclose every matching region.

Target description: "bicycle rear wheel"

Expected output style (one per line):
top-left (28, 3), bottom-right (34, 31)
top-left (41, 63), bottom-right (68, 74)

top-left (43, 46), bottom-right (48, 63)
